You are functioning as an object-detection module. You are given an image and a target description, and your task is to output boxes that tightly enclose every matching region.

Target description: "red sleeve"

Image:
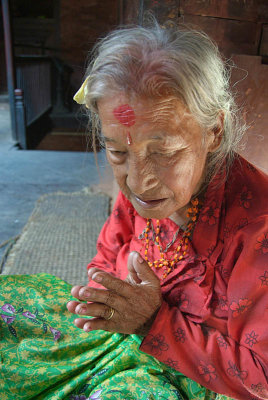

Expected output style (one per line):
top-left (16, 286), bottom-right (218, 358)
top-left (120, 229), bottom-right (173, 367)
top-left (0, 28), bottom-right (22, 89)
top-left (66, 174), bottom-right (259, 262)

top-left (87, 191), bottom-right (133, 289)
top-left (140, 218), bottom-right (268, 400)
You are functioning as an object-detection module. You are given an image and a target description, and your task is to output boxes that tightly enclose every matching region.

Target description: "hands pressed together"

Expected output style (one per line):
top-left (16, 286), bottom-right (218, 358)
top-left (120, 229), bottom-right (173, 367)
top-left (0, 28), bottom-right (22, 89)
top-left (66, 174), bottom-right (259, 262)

top-left (66, 252), bottom-right (162, 336)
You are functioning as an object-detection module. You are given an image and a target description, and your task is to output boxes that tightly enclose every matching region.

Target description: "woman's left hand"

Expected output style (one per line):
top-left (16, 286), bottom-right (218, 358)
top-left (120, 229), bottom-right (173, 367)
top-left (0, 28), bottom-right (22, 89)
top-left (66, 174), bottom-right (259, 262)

top-left (66, 252), bottom-right (162, 336)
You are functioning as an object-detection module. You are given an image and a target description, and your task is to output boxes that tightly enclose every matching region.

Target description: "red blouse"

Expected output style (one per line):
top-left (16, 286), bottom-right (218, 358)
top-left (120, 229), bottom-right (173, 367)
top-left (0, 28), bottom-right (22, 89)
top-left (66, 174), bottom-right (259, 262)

top-left (87, 155), bottom-right (268, 400)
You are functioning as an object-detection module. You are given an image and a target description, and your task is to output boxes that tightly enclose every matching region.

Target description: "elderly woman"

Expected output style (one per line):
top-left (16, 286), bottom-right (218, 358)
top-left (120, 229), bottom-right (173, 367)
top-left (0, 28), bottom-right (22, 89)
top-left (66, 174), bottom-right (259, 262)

top-left (1, 23), bottom-right (267, 400)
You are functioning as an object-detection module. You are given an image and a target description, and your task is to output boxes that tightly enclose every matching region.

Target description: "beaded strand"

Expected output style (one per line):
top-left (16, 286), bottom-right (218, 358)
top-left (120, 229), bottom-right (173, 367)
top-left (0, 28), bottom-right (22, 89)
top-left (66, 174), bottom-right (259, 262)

top-left (143, 198), bottom-right (200, 279)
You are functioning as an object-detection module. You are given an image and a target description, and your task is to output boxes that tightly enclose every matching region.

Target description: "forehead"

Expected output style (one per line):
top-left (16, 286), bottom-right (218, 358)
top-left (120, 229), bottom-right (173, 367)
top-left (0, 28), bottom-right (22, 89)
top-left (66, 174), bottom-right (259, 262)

top-left (98, 93), bottom-right (203, 144)
top-left (98, 93), bottom-right (186, 122)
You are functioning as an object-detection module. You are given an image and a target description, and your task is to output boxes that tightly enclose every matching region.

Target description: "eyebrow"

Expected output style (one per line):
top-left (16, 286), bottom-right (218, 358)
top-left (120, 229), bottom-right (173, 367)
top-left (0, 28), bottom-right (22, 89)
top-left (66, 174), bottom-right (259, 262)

top-left (102, 136), bottom-right (117, 143)
top-left (102, 135), bottom-right (164, 143)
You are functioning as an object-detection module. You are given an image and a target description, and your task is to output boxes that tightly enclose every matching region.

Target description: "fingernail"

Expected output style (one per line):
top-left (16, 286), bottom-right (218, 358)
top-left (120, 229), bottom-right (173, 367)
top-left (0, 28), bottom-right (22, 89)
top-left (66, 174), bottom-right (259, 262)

top-left (76, 305), bottom-right (86, 314)
top-left (92, 273), bottom-right (102, 283)
top-left (84, 324), bottom-right (91, 332)
top-left (137, 255), bottom-right (144, 263)
top-left (83, 290), bottom-right (91, 299)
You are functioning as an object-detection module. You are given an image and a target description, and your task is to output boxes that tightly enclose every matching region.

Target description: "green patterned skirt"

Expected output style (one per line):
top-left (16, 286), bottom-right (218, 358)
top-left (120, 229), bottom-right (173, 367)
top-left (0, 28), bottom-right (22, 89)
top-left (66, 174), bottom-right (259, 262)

top-left (0, 274), bottom-right (233, 400)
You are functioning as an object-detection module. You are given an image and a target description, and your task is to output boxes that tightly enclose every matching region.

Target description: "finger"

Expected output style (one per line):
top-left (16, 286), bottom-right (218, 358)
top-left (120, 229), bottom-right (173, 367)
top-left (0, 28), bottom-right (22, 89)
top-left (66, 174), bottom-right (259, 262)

top-left (127, 251), bottom-right (160, 286)
top-left (125, 252), bottom-right (142, 284)
top-left (83, 287), bottom-right (126, 309)
top-left (74, 317), bottom-right (91, 330)
top-left (71, 301), bottom-right (116, 320)
top-left (66, 300), bottom-right (83, 314)
top-left (90, 271), bottom-right (133, 298)
top-left (87, 267), bottom-right (106, 281)
top-left (74, 317), bottom-right (111, 333)
top-left (70, 286), bottom-right (120, 307)
top-left (68, 288), bottom-right (126, 314)
top-left (70, 285), bottom-right (85, 300)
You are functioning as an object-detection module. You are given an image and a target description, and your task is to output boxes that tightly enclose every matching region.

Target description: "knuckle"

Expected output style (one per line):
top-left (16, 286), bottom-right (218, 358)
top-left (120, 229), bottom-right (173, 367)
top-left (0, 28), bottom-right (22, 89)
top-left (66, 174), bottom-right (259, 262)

top-left (114, 279), bottom-right (125, 293)
top-left (105, 291), bottom-right (116, 306)
top-left (121, 310), bottom-right (128, 321)
top-left (128, 297), bottom-right (137, 308)
top-left (102, 306), bottom-right (112, 319)
top-left (86, 289), bottom-right (97, 300)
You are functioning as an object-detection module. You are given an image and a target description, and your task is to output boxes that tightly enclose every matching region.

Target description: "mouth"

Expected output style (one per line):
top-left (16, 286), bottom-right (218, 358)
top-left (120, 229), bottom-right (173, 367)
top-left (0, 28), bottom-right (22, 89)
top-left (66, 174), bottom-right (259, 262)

top-left (133, 195), bottom-right (168, 209)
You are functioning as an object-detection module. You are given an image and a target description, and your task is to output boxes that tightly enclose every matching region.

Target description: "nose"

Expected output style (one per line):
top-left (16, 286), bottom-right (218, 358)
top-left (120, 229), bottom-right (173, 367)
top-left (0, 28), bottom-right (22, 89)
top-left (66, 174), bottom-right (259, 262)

top-left (126, 157), bottom-right (158, 196)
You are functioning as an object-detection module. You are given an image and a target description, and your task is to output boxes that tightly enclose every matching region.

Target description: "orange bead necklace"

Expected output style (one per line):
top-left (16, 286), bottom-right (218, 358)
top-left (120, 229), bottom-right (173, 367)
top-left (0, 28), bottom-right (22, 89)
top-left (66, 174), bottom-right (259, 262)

top-left (141, 198), bottom-right (200, 279)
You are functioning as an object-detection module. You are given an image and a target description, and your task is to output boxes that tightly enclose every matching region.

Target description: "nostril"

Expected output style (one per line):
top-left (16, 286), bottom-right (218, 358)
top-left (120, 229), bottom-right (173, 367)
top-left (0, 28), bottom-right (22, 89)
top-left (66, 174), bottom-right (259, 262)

top-left (127, 183), bottom-right (159, 199)
top-left (126, 165), bottom-right (159, 194)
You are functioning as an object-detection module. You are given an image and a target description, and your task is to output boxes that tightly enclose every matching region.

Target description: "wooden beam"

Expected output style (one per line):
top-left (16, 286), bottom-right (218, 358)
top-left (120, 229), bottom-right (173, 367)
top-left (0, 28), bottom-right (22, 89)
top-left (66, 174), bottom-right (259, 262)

top-left (1, 0), bottom-right (17, 141)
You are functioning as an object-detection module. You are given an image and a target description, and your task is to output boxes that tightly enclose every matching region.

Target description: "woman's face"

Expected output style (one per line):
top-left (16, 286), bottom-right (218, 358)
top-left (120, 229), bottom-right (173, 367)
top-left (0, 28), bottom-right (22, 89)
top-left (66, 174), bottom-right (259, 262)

top-left (98, 93), bottom-right (219, 221)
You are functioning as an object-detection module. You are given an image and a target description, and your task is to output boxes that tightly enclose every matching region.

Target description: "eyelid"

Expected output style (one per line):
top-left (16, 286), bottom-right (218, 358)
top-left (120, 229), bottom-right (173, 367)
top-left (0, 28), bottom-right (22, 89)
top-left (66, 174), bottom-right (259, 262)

top-left (107, 149), bottom-right (126, 155)
top-left (151, 150), bottom-right (177, 156)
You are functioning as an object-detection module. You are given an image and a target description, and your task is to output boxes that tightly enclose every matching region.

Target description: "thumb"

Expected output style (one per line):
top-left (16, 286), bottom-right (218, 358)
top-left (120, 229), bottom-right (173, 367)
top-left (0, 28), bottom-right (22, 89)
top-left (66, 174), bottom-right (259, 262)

top-left (127, 251), bottom-right (160, 287)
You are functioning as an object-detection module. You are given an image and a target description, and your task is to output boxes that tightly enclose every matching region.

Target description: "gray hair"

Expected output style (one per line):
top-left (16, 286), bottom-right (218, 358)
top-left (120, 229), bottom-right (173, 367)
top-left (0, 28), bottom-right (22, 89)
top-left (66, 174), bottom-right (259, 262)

top-left (84, 22), bottom-right (246, 183)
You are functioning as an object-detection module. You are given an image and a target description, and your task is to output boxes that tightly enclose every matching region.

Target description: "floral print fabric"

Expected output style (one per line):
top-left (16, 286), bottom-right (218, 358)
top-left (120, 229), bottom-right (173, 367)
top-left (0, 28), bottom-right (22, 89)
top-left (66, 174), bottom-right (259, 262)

top-left (0, 274), bottom-right (231, 400)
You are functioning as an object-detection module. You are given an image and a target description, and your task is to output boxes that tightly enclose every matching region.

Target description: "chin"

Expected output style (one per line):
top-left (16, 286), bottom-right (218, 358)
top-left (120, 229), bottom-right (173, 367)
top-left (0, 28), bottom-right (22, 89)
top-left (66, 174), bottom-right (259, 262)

top-left (132, 204), bottom-right (171, 221)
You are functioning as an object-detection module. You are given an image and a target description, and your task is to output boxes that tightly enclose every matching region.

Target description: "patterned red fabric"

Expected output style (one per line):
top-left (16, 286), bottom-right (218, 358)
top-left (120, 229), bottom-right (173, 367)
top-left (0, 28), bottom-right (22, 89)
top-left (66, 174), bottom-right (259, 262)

top-left (87, 155), bottom-right (268, 400)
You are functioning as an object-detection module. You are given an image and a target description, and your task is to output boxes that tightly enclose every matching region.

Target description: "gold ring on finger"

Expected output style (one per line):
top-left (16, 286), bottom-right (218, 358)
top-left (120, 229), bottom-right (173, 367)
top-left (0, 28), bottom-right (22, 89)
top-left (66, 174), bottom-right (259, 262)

top-left (106, 307), bottom-right (115, 320)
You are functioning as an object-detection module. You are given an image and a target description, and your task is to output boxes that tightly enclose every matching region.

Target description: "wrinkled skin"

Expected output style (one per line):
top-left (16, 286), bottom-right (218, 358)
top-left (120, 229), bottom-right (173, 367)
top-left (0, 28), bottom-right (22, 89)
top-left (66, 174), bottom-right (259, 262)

top-left (67, 251), bottom-right (162, 335)
top-left (67, 93), bottom-right (222, 335)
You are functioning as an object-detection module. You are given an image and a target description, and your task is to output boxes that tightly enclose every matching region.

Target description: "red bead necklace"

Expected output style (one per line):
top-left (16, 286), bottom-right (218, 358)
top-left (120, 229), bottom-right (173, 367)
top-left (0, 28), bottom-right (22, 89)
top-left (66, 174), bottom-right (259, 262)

top-left (142, 198), bottom-right (200, 279)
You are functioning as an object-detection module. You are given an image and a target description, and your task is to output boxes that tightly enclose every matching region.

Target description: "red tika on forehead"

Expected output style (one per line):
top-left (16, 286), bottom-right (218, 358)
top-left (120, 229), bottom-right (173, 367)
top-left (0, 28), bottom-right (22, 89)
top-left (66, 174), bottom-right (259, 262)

top-left (113, 104), bottom-right (136, 127)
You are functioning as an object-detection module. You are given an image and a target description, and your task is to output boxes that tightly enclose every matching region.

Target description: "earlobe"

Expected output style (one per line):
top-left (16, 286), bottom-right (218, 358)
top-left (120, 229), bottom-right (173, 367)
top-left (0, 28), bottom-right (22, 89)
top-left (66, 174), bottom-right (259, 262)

top-left (208, 128), bottom-right (222, 153)
top-left (208, 111), bottom-right (224, 153)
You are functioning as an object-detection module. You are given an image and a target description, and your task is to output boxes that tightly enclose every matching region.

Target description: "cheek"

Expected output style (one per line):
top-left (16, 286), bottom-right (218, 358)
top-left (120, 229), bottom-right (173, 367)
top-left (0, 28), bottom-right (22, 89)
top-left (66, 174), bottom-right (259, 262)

top-left (163, 154), bottom-right (206, 193)
top-left (109, 163), bottom-right (127, 188)
top-left (166, 156), bottom-right (194, 181)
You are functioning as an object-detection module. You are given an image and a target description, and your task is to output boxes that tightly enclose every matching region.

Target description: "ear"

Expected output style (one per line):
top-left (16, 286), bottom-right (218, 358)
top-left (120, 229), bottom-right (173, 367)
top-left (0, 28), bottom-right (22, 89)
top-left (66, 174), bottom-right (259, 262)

top-left (207, 111), bottom-right (224, 153)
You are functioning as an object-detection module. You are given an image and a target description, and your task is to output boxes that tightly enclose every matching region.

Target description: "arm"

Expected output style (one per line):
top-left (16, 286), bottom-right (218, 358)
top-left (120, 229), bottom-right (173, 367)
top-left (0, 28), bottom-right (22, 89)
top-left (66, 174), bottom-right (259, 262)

top-left (87, 191), bottom-right (134, 288)
top-left (140, 219), bottom-right (268, 399)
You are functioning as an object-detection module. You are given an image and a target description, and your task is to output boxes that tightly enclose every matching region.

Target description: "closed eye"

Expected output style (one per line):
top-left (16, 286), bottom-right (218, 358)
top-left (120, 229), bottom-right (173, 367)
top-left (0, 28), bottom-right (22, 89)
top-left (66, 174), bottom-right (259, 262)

top-left (151, 150), bottom-right (178, 157)
top-left (109, 150), bottom-right (126, 155)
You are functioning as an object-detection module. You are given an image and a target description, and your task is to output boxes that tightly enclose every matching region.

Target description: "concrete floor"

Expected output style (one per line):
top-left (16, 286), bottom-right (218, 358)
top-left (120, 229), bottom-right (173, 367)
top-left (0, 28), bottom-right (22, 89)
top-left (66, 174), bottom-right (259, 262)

top-left (0, 101), bottom-right (113, 264)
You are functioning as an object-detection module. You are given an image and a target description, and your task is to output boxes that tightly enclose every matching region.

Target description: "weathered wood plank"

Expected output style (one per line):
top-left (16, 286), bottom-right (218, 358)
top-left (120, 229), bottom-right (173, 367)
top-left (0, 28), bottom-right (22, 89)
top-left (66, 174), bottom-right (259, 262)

top-left (124, 0), bottom-right (180, 24)
top-left (179, 0), bottom-right (267, 23)
top-left (178, 14), bottom-right (262, 57)
top-left (123, 0), bottom-right (140, 24)
top-left (260, 24), bottom-right (268, 56)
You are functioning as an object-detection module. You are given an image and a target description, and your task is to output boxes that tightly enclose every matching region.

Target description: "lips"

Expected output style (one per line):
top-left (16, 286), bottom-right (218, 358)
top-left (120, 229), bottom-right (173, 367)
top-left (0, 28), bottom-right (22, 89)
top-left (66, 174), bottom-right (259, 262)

top-left (133, 195), bottom-right (167, 209)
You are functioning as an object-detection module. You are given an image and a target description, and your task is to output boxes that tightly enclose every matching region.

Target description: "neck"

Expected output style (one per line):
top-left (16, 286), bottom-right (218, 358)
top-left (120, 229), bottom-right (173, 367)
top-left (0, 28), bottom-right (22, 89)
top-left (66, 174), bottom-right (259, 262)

top-left (169, 205), bottom-right (189, 228)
